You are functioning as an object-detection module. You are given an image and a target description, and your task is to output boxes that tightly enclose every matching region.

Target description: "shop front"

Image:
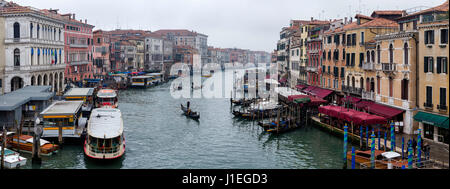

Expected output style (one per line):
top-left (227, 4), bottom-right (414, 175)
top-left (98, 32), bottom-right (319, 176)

top-left (414, 111), bottom-right (449, 145)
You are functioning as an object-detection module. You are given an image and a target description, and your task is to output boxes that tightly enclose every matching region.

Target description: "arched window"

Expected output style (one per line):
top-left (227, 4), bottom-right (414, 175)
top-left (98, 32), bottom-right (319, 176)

top-left (31, 76), bottom-right (35, 86)
top-left (30, 23), bottom-right (33, 38)
top-left (367, 51), bottom-right (370, 62)
top-left (13, 22), bottom-right (20, 39)
top-left (371, 51), bottom-right (375, 63)
top-left (377, 45), bottom-right (381, 64)
top-left (14, 48), bottom-right (20, 66)
top-left (37, 24), bottom-right (40, 38)
top-left (404, 43), bottom-right (409, 65)
top-left (389, 44), bottom-right (394, 64)
top-left (360, 77), bottom-right (364, 90)
top-left (352, 76), bottom-right (355, 88)
top-left (389, 77), bottom-right (393, 97)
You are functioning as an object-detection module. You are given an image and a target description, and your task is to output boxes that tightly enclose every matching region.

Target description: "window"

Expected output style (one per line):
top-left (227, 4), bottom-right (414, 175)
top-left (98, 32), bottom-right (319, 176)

top-left (30, 23), bottom-right (33, 38)
top-left (400, 23), bottom-right (404, 31)
top-left (441, 29), bottom-right (448, 44)
top-left (352, 34), bottom-right (356, 46)
top-left (437, 57), bottom-right (448, 74)
top-left (342, 34), bottom-right (346, 45)
top-left (360, 32), bottom-right (364, 44)
top-left (404, 43), bottom-right (409, 65)
top-left (14, 48), bottom-right (20, 66)
top-left (389, 44), bottom-right (394, 63)
top-left (351, 53), bottom-right (355, 66)
top-left (366, 51), bottom-right (370, 62)
top-left (359, 53), bottom-right (364, 67)
top-left (13, 22), bottom-right (20, 39)
top-left (342, 48), bottom-right (345, 60)
top-left (424, 57), bottom-right (434, 73)
top-left (346, 53), bottom-right (350, 66)
top-left (377, 76), bottom-right (380, 94)
top-left (425, 30), bottom-right (435, 44)
top-left (401, 79), bottom-right (409, 100)
top-left (426, 86), bottom-right (433, 107)
top-left (440, 88), bottom-right (447, 107)
top-left (371, 51), bottom-right (375, 63)
top-left (377, 45), bottom-right (381, 64)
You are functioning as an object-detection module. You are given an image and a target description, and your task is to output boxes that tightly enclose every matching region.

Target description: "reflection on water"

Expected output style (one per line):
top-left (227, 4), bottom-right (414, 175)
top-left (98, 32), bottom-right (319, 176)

top-left (23, 70), bottom-right (344, 169)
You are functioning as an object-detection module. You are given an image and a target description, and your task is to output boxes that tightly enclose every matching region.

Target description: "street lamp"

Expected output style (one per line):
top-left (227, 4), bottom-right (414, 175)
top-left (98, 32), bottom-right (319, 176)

top-left (32, 117), bottom-right (42, 164)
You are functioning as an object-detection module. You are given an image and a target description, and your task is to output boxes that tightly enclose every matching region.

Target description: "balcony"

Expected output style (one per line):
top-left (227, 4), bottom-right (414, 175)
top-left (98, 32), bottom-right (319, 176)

top-left (362, 62), bottom-right (375, 71)
top-left (306, 66), bottom-right (318, 72)
top-left (5, 64), bottom-right (66, 72)
top-left (69, 43), bottom-right (89, 48)
top-left (342, 85), bottom-right (362, 96)
top-left (362, 91), bottom-right (375, 101)
top-left (381, 63), bottom-right (396, 72)
top-left (424, 102), bottom-right (433, 109)
top-left (437, 104), bottom-right (448, 112)
top-left (70, 61), bottom-right (90, 66)
top-left (5, 37), bottom-right (64, 46)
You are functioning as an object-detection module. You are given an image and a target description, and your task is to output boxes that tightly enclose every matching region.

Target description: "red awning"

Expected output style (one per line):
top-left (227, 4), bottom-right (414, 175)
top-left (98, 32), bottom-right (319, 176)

top-left (354, 100), bottom-right (374, 109)
top-left (296, 84), bottom-right (307, 90)
top-left (288, 95), bottom-right (308, 101)
top-left (308, 96), bottom-right (327, 106)
top-left (341, 96), bottom-right (361, 104)
top-left (339, 109), bottom-right (359, 122)
top-left (279, 78), bottom-right (287, 83)
top-left (311, 88), bottom-right (333, 99)
top-left (353, 113), bottom-right (387, 125)
top-left (303, 86), bottom-right (316, 92)
top-left (366, 103), bottom-right (404, 119)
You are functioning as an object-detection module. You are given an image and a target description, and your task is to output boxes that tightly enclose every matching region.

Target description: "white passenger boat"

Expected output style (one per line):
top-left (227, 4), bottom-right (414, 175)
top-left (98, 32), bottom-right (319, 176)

top-left (0, 147), bottom-right (27, 169)
top-left (131, 75), bottom-right (153, 88)
top-left (96, 89), bottom-right (118, 108)
top-left (146, 73), bottom-right (163, 85)
top-left (84, 108), bottom-right (125, 160)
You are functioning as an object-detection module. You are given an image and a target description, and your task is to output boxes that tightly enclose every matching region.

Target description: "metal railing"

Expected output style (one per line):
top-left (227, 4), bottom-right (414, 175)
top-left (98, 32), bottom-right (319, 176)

top-left (362, 91), bottom-right (375, 100)
top-left (362, 62), bottom-right (375, 71)
top-left (342, 85), bottom-right (362, 96)
top-left (381, 63), bottom-right (396, 72)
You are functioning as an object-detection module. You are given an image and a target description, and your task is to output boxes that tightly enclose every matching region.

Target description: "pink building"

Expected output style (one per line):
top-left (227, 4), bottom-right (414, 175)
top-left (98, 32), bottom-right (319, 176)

top-left (93, 30), bottom-right (110, 77)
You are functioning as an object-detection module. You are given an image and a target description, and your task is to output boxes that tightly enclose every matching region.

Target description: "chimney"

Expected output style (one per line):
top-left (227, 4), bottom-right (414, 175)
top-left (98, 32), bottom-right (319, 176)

top-left (311, 17), bottom-right (314, 21)
top-left (350, 17), bottom-right (352, 23)
top-left (85, 19), bottom-right (87, 24)
top-left (345, 17), bottom-right (347, 24)
top-left (72, 13), bottom-right (75, 20)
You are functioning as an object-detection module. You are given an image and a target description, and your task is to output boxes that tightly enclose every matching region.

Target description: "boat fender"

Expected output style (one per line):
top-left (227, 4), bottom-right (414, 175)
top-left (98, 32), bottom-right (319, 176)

top-left (16, 164), bottom-right (20, 169)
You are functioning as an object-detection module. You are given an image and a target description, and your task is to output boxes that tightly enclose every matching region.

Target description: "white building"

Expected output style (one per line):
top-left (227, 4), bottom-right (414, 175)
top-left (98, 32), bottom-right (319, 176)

top-left (0, 2), bottom-right (65, 94)
top-left (144, 33), bottom-right (164, 71)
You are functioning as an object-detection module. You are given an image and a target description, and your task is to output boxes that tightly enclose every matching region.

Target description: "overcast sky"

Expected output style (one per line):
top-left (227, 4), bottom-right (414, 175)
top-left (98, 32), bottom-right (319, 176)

top-left (14, 0), bottom-right (444, 52)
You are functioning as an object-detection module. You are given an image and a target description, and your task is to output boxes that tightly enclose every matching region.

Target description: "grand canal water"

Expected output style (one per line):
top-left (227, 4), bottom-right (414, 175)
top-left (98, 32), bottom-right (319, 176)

top-left (23, 69), bottom-right (345, 169)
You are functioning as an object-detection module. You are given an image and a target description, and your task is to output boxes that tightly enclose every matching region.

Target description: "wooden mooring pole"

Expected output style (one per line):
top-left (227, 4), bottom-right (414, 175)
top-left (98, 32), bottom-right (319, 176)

top-left (1, 125), bottom-right (6, 170)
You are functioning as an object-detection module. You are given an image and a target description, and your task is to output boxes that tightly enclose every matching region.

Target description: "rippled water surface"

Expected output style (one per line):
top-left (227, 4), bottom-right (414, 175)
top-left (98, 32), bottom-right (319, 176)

top-left (23, 70), bottom-right (344, 169)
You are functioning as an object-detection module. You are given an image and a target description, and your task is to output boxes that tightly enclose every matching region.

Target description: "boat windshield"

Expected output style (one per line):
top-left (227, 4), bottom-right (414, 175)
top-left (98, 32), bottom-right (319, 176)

top-left (4, 149), bottom-right (15, 156)
top-left (43, 118), bottom-right (72, 127)
top-left (88, 135), bottom-right (122, 153)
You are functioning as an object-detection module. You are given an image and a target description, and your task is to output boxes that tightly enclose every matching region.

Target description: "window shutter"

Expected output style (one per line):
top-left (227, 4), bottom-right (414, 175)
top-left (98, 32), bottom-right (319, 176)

top-left (430, 57), bottom-right (434, 72)
top-left (424, 57), bottom-right (428, 72)
top-left (431, 30), bottom-right (435, 44)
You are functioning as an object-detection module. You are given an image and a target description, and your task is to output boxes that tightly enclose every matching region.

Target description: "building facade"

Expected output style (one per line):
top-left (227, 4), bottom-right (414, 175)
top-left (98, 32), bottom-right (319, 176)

top-left (0, 2), bottom-right (66, 94)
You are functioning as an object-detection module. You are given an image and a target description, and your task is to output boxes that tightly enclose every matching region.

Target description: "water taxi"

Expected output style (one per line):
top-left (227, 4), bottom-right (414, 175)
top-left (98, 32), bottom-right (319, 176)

top-left (64, 88), bottom-right (95, 119)
top-left (40, 101), bottom-right (86, 141)
top-left (0, 147), bottom-right (27, 169)
top-left (131, 75), bottom-right (153, 88)
top-left (84, 108), bottom-right (125, 160)
top-left (7, 134), bottom-right (59, 156)
top-left (96, 89), bottom-right (118, 108)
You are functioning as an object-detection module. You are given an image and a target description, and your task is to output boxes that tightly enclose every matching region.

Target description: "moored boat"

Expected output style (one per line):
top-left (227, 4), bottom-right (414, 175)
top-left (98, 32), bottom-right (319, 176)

top-left (0, 147), bottom-right (27, 169)
top-left (346, 150), bottom-right (388, 169)
top-left (84, 108), bottom-right (125, 160)
top-left (8, 134), bottom-right (59, 156)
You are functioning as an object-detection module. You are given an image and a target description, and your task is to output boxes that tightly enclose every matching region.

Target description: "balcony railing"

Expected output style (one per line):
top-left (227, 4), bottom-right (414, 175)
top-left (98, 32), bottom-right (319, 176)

top-left (362, 91), bottom-right (375, 101)
top-left (362, 62), bottom-right (375, 71)
top-left (306, 66), bottom-right (318, 72)
top-left (437, 104), bottom-right (447, 111)
top-left (5, 64), bottom-right (66, 72)
top-left (69, 43), bottom-right (89, 48)
top-left (342, 85), bottom-right (362, 96)
top-left (381, 63), bottom-right (396, 72)
top-left (424, 102), bottom-right (433, 109)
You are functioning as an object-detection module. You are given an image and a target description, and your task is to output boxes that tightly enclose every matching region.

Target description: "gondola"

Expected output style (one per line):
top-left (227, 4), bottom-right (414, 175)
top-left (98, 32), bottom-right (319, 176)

top-left (181, 104), bottom-right (200, 120)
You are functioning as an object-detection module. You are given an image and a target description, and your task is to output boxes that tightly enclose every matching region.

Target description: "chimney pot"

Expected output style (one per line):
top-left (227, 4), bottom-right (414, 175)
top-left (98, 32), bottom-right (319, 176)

top-left (345, 17), bottom-right (347, 24)
top-left (72, 13), bottom-right (75, 20)
top-left (311, 17), bottom-right (313, 21)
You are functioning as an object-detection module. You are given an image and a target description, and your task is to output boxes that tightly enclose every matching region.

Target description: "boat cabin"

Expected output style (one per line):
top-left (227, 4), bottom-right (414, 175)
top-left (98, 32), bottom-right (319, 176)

top-left (146, 73), bottom-right (163, 85)
top-left (131, 75), bottom-right (153, 88)
top-left (63, 88), bottom-right (95, 118)
top-left (40, 101), bottom-right (85, 139)
top-left (96, 89), bottom-right (118, 108)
